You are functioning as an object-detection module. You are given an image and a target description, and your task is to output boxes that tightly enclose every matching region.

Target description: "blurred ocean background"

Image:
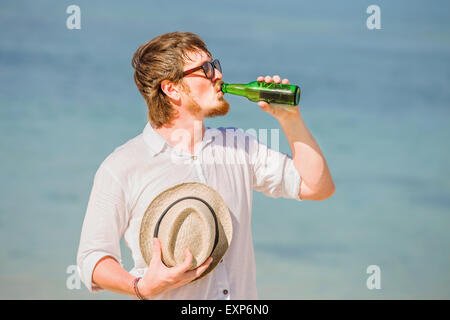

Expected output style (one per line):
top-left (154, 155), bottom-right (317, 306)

top-left (0, 0), bottom-right (449, 299)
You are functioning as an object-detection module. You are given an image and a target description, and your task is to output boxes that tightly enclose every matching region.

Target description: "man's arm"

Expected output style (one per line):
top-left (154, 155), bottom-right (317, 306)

top-left (92, 256), bottom-right (137, 296)
top-left (78, 164), bottom-right (212, 298)
top-left (257, 75), bottom-right (335, 201)
top-left (92, 239), bottom-right (213, 299)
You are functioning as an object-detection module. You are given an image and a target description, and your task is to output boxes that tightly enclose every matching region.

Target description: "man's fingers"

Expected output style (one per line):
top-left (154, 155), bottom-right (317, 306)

top-left (151, 238), bottom-right (162, 263)
top-left (173, 247), bottom-right (193, 273)
top-left (257, 75), bottom-right (289, 85)
top-left (169, 256), bottom-right (214, 290)
top-left (184, 257), bottom-right (213, 281)
top-left (258, 101), bottom-right (269, 109)
top-left (194, 256), bottom-right (214, 278)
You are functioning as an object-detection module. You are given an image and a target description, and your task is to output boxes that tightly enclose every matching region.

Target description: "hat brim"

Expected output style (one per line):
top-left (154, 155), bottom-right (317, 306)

top-left (139, 182), bottom-right (233, 280)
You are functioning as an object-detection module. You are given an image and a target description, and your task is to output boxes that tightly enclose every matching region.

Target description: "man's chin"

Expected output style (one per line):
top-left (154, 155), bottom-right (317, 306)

top-left (205, 99), bottom-right (230, 118)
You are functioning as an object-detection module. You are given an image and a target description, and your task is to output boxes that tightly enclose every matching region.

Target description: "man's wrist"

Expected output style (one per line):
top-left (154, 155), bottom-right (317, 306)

top-left (277, 110), bottom-right (302, 125)
top-left (133, 277), bottom-right (147, 300)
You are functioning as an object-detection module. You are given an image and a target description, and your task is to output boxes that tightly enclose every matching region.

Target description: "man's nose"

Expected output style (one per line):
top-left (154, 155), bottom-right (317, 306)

top-left (213, 68), bottom-right (223, 81)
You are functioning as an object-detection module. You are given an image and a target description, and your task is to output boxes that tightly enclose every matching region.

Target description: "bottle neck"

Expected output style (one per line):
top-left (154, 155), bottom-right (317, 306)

top-left (221, 83), bottom-right (247, 97)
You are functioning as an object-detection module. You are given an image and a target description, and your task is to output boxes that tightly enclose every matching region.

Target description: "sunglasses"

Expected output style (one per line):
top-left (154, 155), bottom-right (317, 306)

top-left (182, 59), bottom-right (222, 80)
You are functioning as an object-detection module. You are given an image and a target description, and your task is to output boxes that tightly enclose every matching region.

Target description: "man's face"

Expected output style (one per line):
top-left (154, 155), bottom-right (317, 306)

top-left (180, 50), bottom-right (230, 118)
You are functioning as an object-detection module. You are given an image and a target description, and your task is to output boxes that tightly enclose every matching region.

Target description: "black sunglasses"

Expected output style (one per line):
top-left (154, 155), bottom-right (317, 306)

top-left (182, 59), bottom-right (222, 80)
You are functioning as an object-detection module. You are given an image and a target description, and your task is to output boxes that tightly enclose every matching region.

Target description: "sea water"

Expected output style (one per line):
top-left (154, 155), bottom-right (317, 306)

top-left (0, 0), bottom-right (449, 299)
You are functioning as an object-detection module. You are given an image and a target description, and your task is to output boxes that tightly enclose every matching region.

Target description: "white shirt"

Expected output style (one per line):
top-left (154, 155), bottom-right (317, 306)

top-left (77, 122), bottom-right (302, 300)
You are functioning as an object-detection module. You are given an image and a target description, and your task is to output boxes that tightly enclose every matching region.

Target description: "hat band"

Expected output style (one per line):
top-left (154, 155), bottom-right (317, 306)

top-left (153, 196), bottom-right (220, 259)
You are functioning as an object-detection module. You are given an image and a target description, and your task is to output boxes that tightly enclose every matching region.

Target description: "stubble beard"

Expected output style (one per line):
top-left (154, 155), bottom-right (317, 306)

top-left (184, 84), bottom-right (230, 118)
top-left (203, 97), bottom-right (230, 118)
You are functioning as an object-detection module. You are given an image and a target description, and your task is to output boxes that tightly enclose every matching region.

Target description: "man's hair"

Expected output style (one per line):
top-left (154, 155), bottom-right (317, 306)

top-left (131, 31), bottom-right (212, 128)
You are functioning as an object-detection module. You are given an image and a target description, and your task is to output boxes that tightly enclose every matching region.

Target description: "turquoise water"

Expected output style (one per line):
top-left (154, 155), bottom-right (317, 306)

top-left (0, 0), bottom-right (449, 299)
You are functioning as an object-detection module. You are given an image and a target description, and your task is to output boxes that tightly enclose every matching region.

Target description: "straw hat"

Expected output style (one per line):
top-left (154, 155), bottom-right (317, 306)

top-left (139, 182), bottom-right (233, 280)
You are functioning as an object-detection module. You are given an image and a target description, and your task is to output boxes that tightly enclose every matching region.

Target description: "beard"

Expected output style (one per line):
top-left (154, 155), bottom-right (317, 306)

top-left (183, 83), bottom-right (230, 118)
top-left (203, 97), bottom-right (230, 118)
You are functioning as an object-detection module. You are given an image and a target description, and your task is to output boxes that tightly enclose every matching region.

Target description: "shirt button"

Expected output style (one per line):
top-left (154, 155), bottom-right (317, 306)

top-left (223, 289), bottom-right (229, 295)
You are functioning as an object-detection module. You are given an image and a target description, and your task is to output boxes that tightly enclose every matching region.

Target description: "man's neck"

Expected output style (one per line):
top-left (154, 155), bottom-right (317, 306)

top-left (155, 117), bottom-right (205, 156)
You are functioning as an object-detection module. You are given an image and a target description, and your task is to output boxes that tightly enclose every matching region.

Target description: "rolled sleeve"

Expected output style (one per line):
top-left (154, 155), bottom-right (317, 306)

top-left (77, 251), bottom-right (121, 293)
top-left (76, 164), bottom-right (129, 292)
top-left (249, 134), bottom-right (302, 201)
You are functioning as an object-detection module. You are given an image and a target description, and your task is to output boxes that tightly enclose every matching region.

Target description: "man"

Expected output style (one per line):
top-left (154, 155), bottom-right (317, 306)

top-left (77, 31), bottom-right (335, 300)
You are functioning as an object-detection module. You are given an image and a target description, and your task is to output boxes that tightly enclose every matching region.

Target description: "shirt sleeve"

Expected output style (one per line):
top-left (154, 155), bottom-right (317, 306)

top-left (248, 133), bottom-right (302, 201)
top-left (76, 163), bottom-right (129, 292)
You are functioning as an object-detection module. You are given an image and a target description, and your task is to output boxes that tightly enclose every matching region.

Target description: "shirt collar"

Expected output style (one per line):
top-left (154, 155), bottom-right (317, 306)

top-left (143, 122), bottom-right (167, 156)
top-left (142, 122), bottom-right (222, 157)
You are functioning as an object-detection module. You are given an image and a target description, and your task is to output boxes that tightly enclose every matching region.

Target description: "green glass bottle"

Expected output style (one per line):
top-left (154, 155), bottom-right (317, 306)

top-left (221, 81), bottom-right (301, 106)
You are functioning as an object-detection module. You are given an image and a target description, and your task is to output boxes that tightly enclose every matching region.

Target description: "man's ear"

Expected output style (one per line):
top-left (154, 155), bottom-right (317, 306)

top-left (160, 80), bottom-right (181, 100)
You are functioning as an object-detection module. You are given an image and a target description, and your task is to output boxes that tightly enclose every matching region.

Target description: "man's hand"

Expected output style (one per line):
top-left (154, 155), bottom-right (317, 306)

top-left (256, 75), bottom-right (301, 122)
top-left (256, 75), bottom-right (335, 201)
top-left (138, 238), bottom-right (213, 299)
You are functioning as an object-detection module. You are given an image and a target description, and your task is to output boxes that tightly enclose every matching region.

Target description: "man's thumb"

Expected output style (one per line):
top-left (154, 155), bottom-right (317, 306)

top-left (152, 238), bottom-right (162, 262)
